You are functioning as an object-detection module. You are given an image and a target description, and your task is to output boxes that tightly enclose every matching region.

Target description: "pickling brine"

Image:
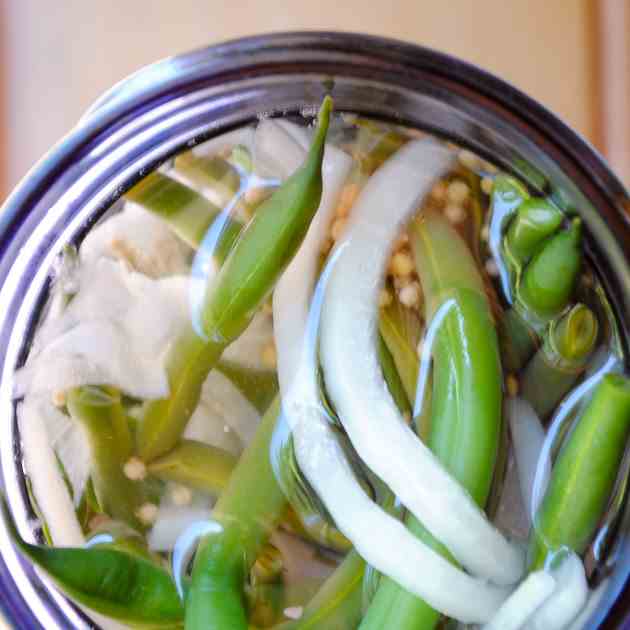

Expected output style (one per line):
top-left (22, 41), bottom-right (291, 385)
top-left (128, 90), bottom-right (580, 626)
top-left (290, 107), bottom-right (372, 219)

top-left (8, 97), bottom-right (630, 630)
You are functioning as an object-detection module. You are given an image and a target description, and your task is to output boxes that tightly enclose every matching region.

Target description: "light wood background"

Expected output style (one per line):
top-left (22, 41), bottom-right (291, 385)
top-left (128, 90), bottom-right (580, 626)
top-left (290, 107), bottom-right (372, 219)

top-left (0, 0), bottom-right (627, 199)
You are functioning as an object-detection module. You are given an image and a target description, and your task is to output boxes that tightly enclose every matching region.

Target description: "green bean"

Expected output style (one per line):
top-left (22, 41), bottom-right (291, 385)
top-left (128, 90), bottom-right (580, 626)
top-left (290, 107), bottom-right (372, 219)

top-left (503, 198), bottom-right (564, 268)
top-left (201, 97), bottom-right (332, 343)
top-left (521, 304), bottom-right (599, 418)
top-left (125, 171), bottom-right (243, 254)
top-left (529, 374), bottom-right (630, 570)
top-left (1, 497), bottom-right (184, 627)
top-left (138, 97), bottom-right (332, 463)
top-left (517, 217), bottom-right (582, 320)
top-left (67, 387), bottom-right (146, 531)
top-left (501, 219), bottom-right (583, 372)
top-left (276, 551), bottom-right (365, 630)
top-left (147, 440), bottom-right (237, 496)
top-left (490, 175), bottom-right (530, 233)
top-left (217, 359), bottom-right (279, 414)
top-left (186, 398), bottom-right (286, 629)
top-left (361, 210), bottom-right (503, 630)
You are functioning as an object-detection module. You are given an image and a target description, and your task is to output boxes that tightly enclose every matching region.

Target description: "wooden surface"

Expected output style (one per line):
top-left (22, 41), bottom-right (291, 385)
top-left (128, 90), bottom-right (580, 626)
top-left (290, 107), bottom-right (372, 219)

top-left (1, 0), bottom-right (604, 193)
top-left (597, 0), bottom-right (630, 186)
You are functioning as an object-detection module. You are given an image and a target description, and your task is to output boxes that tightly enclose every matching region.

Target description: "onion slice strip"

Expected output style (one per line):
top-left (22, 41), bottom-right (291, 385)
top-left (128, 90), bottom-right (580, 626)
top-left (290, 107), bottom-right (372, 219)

top-left (320, 139), bottom-right (523, 585)
top-left (273, 135), bottom-right (512, 622)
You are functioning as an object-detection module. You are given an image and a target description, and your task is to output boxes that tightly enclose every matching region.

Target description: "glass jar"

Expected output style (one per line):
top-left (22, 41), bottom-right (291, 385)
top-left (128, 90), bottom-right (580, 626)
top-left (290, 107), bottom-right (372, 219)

top-left (0, 32), bottom-right (628, 629)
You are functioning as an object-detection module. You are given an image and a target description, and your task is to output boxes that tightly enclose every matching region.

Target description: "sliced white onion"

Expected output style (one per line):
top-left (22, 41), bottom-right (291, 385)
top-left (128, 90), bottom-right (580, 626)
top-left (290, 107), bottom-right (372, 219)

top-left (507, 397), bottom-right (551, 524)
top-left (18, 400), bottom-right (84, 547)
top-left (524, 553), bottom-right (588, 630)
top-left (320, 139), bottom-right (523, 585)
top-left (81, 202), bottom-right (190, 278)
top-left (273, 136), bottom-right (513, 621)
top-left (40, 403), bottom-right (91, 506)
top-left (483, 570), bottom-right (556, 630)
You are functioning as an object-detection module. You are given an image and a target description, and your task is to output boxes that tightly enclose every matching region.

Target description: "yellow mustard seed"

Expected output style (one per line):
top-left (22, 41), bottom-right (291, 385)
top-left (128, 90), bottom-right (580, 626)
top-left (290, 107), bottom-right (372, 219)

top-left (446, 179), bottom-right (470, 205)
top-left (390, 251), bottom-right (414, 277)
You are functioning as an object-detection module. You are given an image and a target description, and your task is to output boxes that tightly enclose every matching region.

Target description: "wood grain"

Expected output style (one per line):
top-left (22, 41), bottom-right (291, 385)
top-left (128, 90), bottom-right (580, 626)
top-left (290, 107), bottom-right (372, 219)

top-left (597, 0), bottom-right (630, 187)
top-left (0, 2), bottom-right (7, 203)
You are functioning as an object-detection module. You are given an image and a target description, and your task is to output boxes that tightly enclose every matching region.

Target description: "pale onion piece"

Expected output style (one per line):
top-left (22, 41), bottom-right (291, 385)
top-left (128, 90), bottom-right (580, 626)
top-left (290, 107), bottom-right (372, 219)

top-left (507, 397), bottom-right (551, 524)
top-left (320, 139), bottom-right (523, 585)
top-left (273, 131), bottom-right (353, 401)
top-left (18, 400), bottom-right (84, 547)
top-left (81, 202), bottom-right (190, 278)
top-left (191, 126), bottom-right (255, 158)
top-left (14, 260), bottom-right (191, 401)
top-left (148, 505), bottom-right (212, 552)
top-left (293, 415), bottom-right (511, 623)
top-left (567, 579), bottom-right (608, 630)
top-left (199, 369), bottom-right (261, 446)
top-left (40, 403), bottom-right (91, 506)
top-left (253, 119), bottom-right (309, 179)
top-left (483, 571), bottom-right (556, 630)
top-left (14, 321), bottom-right (170, 401)
top-left (525, 553), bottom-right (588, 630)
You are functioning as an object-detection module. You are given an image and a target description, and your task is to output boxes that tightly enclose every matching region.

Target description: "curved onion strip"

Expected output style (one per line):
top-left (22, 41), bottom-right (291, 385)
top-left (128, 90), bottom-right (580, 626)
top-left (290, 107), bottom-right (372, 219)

top-left (507, 397), bottom-right (551, 523)
top-left (483, 571), bottom-right (556, 630)
top-left (18, 400), bottom-right (84, 547)
top-left (320, 139), bottom-right (523, 585)
top-left (524, 553), bottom-right (588, 630)
top-left (273, 136), bottom-right (511, 622)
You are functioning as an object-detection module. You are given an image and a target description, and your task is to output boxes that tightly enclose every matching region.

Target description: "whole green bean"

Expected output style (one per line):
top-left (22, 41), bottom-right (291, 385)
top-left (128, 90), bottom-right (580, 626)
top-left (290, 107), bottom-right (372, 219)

top-left (201, 97), bottom-right (332, 343)
top-left (503, 198), bottom-right (564, 268)
top-left (216, 359), bottom-right (279, 414)
top-left (361, 210), bottom-right (503, 630)
top-left (186, 398), bottom-right (286, 629)
top-left (147, 439), bottom-right (237, 496)
top-left (137, 97), bottom-right (332, 462)
top-left (1, 497), bottom-right (184, 626)
top-left (529, 374), bottom-right (630, 570)
top-left (501, 218), bottom-right (583, 372)
top-left (66, 386), bottom-right (145, 531)
top-left (517, 217), bottom-right (582, 320)
top-left (521, 303), bottom-right (599, 418)
top-left (126, 171), bottom-right (243, 254)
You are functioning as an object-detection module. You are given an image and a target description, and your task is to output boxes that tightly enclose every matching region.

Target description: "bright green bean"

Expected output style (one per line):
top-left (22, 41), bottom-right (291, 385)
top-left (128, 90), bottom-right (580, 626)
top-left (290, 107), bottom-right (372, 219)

top-left (147, 440), bottom-right (237, 496)
top-left (138, 97), bottom-right (332, 463)
top-left (521, 303), bottom-right (599, 418)
top-left (529, 374), bottom-right (630, 570)
top-left (216, 359), bottom-right (279, 414)
top-left (66, 386), bottom-right (146, 531)
top-left (201, 96), bottom-right (332, 343)
top-left (126, 171), bottom-right (243, 254)
top-left (1, 497), bottom-right (184, 627)
top-left (186, 398), bottom-right (286, 630)
top-left (361, 210), bottom-right (503, 630)
top-left (503, 198), bottom-right (564, 268)
top-left (517, 217), bottom-right (582, 320)
top-left (501, 218), bottom-right (583, 372)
